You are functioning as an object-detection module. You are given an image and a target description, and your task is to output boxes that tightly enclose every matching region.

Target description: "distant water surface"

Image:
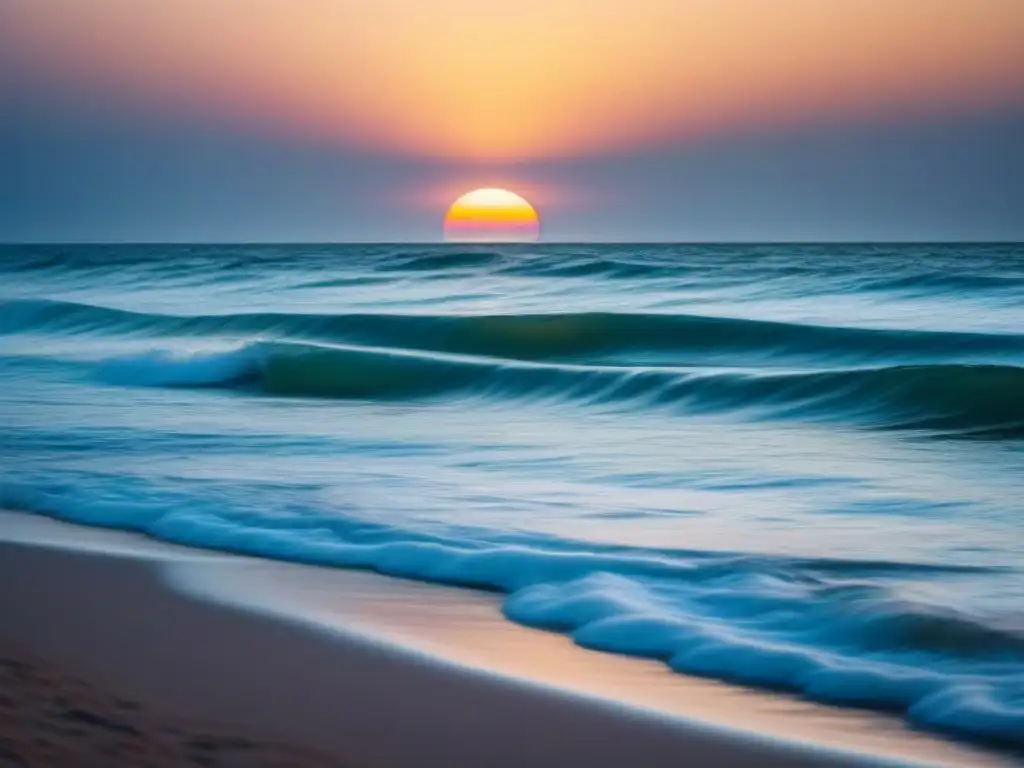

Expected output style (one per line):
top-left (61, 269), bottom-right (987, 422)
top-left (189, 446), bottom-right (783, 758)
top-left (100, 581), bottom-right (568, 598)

top-left (1, 243), bottom-right (1022, 748)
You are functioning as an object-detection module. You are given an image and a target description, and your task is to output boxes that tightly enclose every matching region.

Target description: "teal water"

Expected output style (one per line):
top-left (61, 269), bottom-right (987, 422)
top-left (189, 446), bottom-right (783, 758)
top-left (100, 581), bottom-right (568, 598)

top-left (1, 244), bottom-right (1023, 747)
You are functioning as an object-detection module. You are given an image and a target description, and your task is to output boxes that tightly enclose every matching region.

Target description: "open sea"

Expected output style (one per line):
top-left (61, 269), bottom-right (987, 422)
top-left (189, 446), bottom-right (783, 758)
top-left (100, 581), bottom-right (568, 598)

top-left (1, 243), bottom-right (1022, 748)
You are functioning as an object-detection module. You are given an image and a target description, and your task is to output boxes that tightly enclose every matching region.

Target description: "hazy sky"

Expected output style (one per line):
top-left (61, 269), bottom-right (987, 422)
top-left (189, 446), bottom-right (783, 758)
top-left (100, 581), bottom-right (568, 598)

top-left (1, 0), bottom-right (1022, 241)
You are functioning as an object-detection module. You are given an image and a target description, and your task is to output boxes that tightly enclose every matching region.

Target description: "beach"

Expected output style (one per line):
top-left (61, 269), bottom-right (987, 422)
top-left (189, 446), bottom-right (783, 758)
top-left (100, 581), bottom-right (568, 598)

top-left (0, 512), bottom-right (1012, 767)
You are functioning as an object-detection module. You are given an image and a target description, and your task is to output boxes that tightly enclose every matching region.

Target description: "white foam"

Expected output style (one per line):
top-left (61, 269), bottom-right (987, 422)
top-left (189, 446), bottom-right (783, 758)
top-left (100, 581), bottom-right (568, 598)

top-left (3, 480), bottom-right (1022, 748)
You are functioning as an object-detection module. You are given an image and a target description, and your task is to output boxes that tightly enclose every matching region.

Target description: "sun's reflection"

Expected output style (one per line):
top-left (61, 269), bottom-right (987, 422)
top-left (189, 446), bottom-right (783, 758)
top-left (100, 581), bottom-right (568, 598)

top-left (176, 559), bottom-right (1010, 767)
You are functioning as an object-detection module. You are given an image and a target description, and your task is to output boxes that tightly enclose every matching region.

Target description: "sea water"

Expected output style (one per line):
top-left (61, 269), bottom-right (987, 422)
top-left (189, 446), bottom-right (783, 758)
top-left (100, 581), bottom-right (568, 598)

top-left (1, 244), bottom-right (1022, 747)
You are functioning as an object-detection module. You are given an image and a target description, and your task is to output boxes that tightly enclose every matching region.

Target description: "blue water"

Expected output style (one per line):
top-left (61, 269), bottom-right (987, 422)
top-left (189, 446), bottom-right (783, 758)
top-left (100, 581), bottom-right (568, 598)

top-left (2, 244), bottom-right (1023, 747)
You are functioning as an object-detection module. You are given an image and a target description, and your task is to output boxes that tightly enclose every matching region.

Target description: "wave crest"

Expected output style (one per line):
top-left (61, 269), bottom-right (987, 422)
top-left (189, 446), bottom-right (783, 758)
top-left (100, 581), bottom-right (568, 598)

top-left (94, 341), bottom-right (1024, 437)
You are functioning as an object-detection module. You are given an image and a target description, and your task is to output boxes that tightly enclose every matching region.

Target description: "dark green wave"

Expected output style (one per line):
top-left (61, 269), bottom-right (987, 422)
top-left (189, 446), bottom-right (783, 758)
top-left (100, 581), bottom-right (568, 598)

top-left (96, 340), bottom-right (1024, 438)
top-left (6, 298), bottom-right (1024, 368)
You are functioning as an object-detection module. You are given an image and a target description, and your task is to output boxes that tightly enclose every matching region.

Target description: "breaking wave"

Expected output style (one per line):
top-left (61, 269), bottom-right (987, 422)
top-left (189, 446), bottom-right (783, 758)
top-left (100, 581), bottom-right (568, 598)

top-left (91, 341), bottom-right (1024, 438)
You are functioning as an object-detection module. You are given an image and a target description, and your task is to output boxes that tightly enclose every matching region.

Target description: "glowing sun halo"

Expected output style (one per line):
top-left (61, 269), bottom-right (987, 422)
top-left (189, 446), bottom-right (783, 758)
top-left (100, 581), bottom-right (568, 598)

top-left (444, 188), bottom-right (540, 242)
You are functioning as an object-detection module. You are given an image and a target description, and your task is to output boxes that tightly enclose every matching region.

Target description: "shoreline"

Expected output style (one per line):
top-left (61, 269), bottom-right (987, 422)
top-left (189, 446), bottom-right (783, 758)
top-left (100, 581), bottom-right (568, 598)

top-left (0, 511), bottom-right (1012, 767)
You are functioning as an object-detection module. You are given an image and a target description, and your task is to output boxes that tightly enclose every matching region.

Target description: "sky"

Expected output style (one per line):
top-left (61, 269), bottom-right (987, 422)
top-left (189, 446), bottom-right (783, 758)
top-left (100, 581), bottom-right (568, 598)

top-left (1, 0), bottom-right (1022, 242)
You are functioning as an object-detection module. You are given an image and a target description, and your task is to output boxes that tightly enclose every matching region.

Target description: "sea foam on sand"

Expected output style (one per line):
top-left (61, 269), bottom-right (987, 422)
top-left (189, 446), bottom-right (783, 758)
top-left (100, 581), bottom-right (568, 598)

top-left (0, 512), bottom-right (1013, 768)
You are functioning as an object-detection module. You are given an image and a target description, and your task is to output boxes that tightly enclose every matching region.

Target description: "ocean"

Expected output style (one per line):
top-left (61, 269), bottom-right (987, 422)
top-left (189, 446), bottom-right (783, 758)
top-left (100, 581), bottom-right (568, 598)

top-left (1, 243), bottom-right (1022, 748)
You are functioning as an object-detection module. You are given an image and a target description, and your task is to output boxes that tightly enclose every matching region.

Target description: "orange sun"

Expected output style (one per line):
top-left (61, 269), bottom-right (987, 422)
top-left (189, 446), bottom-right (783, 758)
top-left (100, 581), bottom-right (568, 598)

top-left (443, 188), bottom-right (540, 242)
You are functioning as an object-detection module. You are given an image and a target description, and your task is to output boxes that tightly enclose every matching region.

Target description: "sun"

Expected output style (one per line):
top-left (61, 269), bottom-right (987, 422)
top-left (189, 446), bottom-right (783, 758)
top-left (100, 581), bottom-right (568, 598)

top-left (443, 188), bottom-right (540, 243)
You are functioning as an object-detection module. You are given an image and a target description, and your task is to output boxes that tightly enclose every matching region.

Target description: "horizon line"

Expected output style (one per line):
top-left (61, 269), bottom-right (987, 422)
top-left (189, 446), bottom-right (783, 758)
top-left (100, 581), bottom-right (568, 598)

top-left (2, 240), bottom-right (1022, 247)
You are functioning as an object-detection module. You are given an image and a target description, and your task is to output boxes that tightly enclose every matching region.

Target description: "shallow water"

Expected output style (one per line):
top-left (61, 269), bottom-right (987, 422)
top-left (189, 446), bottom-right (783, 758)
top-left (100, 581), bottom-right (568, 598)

top-left (2, 243), bottom-right (1023, 747)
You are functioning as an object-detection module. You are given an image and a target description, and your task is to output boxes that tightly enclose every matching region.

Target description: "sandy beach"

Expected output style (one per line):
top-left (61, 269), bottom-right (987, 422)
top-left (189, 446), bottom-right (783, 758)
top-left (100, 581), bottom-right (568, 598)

top-left (0, 511), bottom-right (1014, 768)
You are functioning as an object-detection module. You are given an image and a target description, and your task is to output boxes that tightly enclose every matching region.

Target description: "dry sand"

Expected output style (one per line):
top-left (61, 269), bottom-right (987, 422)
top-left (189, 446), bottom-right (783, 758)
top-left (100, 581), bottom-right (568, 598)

top-left (0, 653), bottom-right (342, 767)
top-left (0, 512), bottom-right (1013, 767)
